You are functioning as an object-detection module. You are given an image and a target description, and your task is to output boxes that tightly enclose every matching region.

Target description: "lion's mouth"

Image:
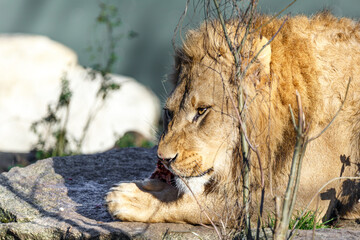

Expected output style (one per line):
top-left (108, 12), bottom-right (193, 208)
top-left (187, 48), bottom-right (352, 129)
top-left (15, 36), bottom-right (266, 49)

top-left (177, 167), bottom-right (213, 179)
top-left (149, 159), bottom-right (175, 186)
top-left (149, 159), bottom-right (213, 185)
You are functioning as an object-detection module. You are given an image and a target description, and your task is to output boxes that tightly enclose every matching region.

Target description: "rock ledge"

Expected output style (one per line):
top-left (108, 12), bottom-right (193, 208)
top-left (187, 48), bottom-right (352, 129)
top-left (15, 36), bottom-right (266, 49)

top-left (0, 147), bottom-right (359, 239)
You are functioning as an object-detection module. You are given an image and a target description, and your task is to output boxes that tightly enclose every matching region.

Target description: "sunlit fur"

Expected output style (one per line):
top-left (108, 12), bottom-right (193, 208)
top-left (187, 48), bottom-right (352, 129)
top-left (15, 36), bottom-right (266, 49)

top-left (106, 13), bottom-right (360, 224)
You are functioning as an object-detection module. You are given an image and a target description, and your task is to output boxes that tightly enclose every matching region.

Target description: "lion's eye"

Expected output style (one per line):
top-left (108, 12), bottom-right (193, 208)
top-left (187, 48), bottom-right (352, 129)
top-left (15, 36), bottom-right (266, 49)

top-left (197, 107), bottom-right (208, 116)
top-left (163, 108), bottom-right (174, 134)
top-left (164, 108), bottom-right (173, 121)
top-left (193, 106), bottom-right (211, 122)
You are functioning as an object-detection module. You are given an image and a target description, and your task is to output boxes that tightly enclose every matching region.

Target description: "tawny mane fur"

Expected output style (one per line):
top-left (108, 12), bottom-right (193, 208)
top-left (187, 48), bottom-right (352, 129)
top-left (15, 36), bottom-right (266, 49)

top-left (106, 13), bottom-right (360, 224)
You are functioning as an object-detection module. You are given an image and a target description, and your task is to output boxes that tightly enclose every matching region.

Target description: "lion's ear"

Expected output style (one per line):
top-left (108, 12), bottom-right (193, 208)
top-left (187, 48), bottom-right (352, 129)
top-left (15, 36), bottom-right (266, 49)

top-left (256, 37), bottom-right (271, 75)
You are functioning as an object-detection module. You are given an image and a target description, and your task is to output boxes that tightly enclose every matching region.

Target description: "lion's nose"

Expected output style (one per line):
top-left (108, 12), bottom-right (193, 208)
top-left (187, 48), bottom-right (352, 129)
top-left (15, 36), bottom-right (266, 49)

top-left (158, 153), bottom-right (178, 165)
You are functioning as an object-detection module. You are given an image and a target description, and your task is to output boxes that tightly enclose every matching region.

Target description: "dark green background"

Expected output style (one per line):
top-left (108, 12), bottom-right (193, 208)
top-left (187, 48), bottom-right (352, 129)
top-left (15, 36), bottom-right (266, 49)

top-left (1, 0), bottom-right (358, 100)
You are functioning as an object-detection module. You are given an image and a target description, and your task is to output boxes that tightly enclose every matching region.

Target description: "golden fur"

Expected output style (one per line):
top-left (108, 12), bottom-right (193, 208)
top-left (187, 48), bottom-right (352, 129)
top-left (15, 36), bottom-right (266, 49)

top-left (106, 13), bottom-right (360, 224)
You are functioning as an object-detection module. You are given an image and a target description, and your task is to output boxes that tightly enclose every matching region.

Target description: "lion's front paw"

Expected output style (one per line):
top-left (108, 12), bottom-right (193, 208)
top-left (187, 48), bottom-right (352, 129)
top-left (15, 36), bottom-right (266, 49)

top-left (105, 182), bottom-right (152, 222)
top-left (105, 180), bottom-right (177, 222)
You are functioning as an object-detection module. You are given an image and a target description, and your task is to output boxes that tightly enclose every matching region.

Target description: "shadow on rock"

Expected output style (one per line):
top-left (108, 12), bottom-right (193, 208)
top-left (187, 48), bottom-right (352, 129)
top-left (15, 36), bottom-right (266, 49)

top-left (0, 147), bottom-right (158, 239)
top-left (52, 147), bottom-right (157, 222)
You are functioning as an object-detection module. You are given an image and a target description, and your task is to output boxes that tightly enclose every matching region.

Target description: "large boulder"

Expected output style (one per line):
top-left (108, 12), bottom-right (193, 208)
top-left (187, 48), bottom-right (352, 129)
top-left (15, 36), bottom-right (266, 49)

top-left (0, 148), bottom-right (359, 239)
top-left (0, 34), bottom-right (160, 154)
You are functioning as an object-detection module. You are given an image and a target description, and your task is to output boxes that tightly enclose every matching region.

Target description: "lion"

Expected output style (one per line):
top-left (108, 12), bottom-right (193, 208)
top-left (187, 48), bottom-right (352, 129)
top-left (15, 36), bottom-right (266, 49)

top-left (106, 13), bottom-right (360, 225)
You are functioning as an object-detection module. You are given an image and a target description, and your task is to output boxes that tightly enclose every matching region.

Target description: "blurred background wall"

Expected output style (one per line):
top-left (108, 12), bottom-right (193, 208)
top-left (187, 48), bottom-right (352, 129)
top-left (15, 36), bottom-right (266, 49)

top-left (1, 0), bottom-right (359, 101)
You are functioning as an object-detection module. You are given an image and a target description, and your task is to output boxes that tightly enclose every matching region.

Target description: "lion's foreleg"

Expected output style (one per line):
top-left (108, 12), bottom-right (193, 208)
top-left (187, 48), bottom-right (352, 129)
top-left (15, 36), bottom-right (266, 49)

top-left (105, 179), bottom-right (213, 224)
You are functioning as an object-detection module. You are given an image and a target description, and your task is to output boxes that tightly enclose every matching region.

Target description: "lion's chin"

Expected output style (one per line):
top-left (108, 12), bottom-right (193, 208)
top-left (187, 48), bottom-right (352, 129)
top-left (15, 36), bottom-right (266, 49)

top-left (175, 174), bottom-right (211, 194)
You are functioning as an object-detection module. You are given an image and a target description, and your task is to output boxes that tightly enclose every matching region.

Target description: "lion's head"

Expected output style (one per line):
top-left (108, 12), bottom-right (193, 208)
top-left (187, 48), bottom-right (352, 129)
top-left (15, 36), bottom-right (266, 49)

top-left (157, 21), bottom-right (272, 194)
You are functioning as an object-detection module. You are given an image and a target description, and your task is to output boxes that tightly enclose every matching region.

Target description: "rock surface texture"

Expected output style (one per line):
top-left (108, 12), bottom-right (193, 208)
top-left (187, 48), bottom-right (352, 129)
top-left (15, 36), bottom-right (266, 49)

top-left (1, 147), bottom-right (360, 239)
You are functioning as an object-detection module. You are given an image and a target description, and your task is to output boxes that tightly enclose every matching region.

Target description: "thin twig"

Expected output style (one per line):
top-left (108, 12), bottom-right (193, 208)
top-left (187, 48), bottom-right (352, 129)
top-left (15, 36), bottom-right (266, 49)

top-left (253, 0), bottom-right (297, 34)
top-left (236, 1), bottom-right (255, 78)
top-left (289, 176), bottom-right (360, 238)
top-left (213, 0), bottom-right (240, 66)
top-left (176, 174), bottom-right (223, 239)
top-left (240, 15), bottom-right (289, 79)
top-left (308, 78), bottom-right (352, 142)
top-left (225, 85), bottom-right (264, 188)
top-left (212, 2), bottom-right (264, 236)
top-left (172, 0), bottom-right (190, 49)
top-left (288, 91), bottom-right (310, 221)
top-left (287, 78), bottom-right (353, 238)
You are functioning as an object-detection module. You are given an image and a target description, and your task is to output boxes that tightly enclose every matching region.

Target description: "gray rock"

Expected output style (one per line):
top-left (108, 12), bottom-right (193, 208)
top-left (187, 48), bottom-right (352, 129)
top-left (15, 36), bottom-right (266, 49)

top-left (0, 147), bottom-right (217, 239)
top-left (0, 147), bottom-right (359, 239)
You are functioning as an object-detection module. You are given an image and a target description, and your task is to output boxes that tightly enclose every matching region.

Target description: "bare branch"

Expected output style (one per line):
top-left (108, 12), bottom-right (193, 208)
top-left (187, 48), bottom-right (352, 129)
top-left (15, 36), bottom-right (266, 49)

top-left (288, 176), bottom-right (360, 239)
top-left (172, 0), bottom-right (190, 49)
top-left (241, 15), bottom-right (288, 79)
top-left (213, 0), bottom-right (240, 66)
top-left (274, 92), bottom-right (308, 240)
top-left (176, 174), bottom-right (223, 239)
top-left (254, 0), bottom-right (297, 34)
top-left (308, 77), bottom-right (352, 142)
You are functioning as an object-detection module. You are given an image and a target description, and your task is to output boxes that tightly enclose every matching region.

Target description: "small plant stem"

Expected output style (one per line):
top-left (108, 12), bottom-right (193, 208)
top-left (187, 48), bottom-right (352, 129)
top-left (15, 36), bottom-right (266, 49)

top-left (236, 2), bottom-right (254, 79)
top-left (274, 92), bottom-right (308, 240)
top-left (76, 98), bottom-right (105, 153)
top-left (289, 177), bottom-right (360, 239)
top-left (213, 1), bottom-right (265, 236)
top-left (213, 0), bottom-right (240, 68)
top-left (58, 97), bottom-right (71, 156)
top-left (289, 78), bottom-right (352, 236)
top-left (312, 202), bottom-right (318, 240)
top-left (239, 84), bottom-right (252, 238)
top-left (172, 0), bottom-right (190, 49)
top-left (308, 78), bottom-right (351, 142)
